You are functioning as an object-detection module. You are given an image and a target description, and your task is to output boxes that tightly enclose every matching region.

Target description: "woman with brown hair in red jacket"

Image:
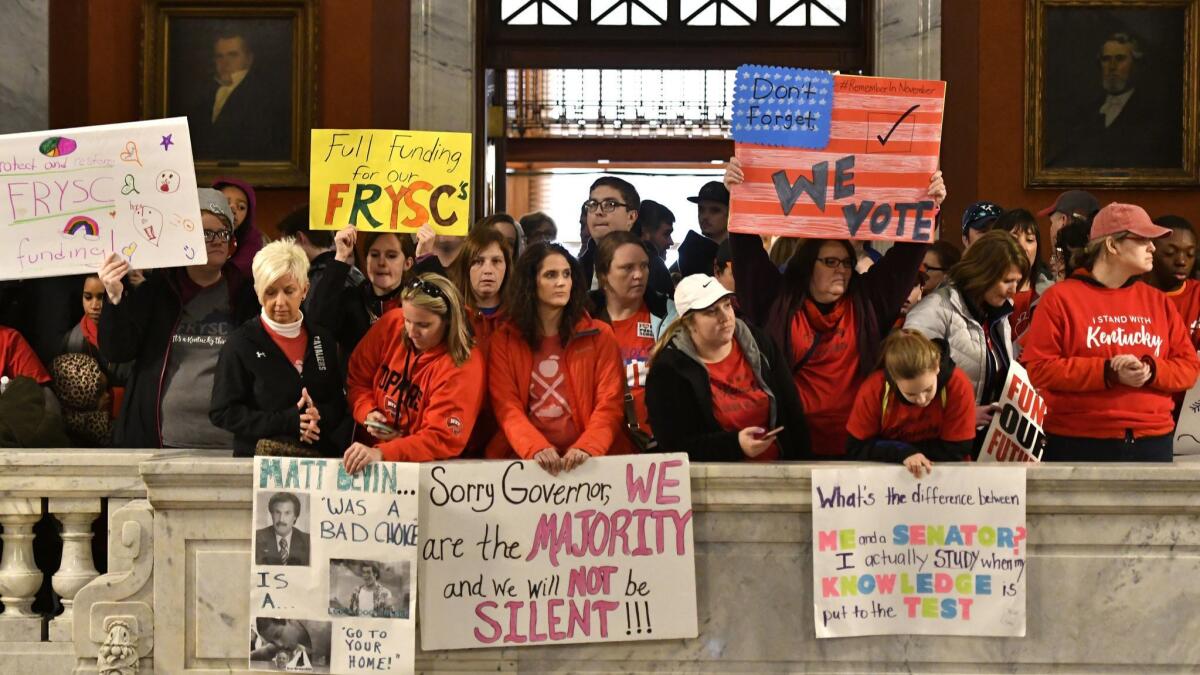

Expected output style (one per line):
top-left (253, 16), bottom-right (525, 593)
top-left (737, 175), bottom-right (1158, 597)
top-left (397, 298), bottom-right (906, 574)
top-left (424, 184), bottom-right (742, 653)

top-left (1023, 203), bottom-right (1200, 461)
top-left (486, 242), bottom-right (626, 475)
top-left (342, 274), bottom-right (485, 473)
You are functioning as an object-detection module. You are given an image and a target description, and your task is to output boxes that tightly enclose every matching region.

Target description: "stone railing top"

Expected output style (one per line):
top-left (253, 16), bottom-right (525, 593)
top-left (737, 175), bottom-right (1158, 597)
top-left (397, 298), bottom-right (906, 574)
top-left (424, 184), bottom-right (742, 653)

top-left (0, 449), bottom-right (158, 499)
top-left (135, 454), bottom-right (1200, 514)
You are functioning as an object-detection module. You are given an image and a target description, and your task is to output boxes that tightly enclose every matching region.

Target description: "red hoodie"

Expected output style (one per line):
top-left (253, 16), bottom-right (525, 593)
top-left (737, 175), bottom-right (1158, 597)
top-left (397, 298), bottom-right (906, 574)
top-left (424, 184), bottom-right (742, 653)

top-left (1021, 273), bottom-right (1200, 438)
top-left (346, 310), bottom-right (486, 461)
top-left (1164, 279), bottom-right (1200, 349)
top-left (485, 315), bottom-right (627, 459)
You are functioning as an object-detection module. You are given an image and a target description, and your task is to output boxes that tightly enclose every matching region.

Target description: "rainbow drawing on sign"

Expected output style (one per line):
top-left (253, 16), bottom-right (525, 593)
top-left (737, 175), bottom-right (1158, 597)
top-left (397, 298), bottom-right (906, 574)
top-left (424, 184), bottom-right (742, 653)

top-left (62, 215), bottom-right (100, 240)
top-left (39, 136), bottom-right (78, 158)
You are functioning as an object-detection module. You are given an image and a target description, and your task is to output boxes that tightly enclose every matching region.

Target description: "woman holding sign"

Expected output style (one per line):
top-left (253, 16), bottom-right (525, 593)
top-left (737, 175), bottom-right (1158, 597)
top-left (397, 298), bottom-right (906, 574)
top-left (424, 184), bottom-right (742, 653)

top-left (645, 274), bottom-right (809, 462)
top-left (97, 188), bottom-right (259, 449)
top-left (342, 274), bottom-right (484, 472)
top-left (722, 159), bottom-right (946, 456)
top-left (904, 231), bottom-right (1027, 442)
top-left (1023, 203), bottom-right (1200, 462)
top-left (486, 243), bottom-right (627, 474)
top-left (307, 226), bottom-right (416, 354)
top-left (846, 330), bottom-right (976, 476)
top-left (590, 231), bottom-right (678, 449)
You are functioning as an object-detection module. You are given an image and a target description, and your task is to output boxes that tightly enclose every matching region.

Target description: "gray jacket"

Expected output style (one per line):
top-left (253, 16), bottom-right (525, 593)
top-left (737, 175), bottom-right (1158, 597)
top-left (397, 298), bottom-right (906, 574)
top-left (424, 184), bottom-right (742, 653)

top-left (903, 283), bottom-right (1013, 405)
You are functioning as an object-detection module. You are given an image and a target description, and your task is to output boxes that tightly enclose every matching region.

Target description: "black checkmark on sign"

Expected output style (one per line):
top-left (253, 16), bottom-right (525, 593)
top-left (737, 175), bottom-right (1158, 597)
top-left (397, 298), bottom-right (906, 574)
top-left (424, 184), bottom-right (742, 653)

top-left (876, 104), bottom-right (920, 146)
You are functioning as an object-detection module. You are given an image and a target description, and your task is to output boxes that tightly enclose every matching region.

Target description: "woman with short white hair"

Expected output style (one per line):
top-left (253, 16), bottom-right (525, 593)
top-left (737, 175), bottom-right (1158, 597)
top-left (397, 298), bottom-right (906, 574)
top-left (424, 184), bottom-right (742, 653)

top-left (211, 239), bottom-right (352, 457)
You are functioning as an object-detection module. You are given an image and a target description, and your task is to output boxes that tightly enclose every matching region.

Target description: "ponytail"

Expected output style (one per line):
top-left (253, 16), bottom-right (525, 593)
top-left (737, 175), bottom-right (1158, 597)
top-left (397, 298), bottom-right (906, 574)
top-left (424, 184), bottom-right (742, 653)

top-left (650, 315), bottom-right (689, 364)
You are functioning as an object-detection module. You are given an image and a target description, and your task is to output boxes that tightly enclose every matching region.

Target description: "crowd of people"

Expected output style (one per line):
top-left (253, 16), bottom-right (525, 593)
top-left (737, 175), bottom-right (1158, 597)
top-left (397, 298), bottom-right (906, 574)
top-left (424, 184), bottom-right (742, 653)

top-left (2, 166), bottom-right (1198, 475)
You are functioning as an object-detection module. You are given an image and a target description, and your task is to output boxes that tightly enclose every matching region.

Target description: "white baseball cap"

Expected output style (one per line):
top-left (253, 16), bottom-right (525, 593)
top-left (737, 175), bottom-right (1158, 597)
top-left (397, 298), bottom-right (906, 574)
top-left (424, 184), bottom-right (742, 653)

top-left (675, 274), bottom-right (734, 316)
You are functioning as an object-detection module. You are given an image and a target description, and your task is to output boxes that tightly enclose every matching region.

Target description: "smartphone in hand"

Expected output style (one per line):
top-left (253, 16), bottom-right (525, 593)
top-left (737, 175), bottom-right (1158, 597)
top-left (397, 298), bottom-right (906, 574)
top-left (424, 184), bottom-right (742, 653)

top-left (364, 419), bottom-right (397, 435)
top-left (754, 426), bottom-right (784, 441)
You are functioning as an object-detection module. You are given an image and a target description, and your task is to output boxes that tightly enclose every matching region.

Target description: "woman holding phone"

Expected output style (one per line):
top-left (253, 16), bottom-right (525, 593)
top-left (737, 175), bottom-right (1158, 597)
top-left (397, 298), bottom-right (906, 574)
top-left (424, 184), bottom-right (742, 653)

top-left (342, 273), bottom-right (485, 472)
top-left (645, 274), bottom-right (810, 462)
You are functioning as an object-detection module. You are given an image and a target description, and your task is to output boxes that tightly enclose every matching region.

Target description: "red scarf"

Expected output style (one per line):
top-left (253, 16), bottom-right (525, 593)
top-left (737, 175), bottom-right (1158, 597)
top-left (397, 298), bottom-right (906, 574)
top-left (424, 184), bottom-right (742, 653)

top-left (802, 296), bottom-right (849, 333)
top-left (79, 315), bottom-right (99, 348)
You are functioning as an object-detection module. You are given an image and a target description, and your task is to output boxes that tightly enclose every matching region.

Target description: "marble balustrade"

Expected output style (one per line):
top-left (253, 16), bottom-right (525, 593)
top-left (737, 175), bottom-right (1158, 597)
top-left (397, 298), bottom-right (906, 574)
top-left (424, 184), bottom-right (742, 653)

top-left (2, 451), bottom-right (1199, 672)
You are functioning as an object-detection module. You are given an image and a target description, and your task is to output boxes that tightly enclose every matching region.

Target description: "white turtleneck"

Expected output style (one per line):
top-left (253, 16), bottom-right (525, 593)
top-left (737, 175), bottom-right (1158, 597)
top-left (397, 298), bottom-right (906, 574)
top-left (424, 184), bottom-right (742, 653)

top-left (261, 311), bottom-right (304, 338)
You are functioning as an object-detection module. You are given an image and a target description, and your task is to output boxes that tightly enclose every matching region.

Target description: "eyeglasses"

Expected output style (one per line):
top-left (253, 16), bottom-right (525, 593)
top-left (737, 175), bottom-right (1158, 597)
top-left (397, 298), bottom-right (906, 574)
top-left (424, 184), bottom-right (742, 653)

top-left (582, 199), bottom-right (628, 214)
top-left (202, 229), bottom-right (233, 243)
top-left (924, 264), bottom-right (946, 273)
top-left (406, 277), bottom-right (447, 301)
top-left (816, 257), bottom-right (855, 270)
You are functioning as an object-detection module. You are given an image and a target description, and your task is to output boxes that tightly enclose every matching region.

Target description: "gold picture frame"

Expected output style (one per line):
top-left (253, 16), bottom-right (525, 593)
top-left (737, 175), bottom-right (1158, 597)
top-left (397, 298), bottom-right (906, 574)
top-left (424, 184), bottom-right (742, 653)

top-left (1025, 0), bottom-right (1200, 187)
top-left (142, 0), bottom-right (318, 186)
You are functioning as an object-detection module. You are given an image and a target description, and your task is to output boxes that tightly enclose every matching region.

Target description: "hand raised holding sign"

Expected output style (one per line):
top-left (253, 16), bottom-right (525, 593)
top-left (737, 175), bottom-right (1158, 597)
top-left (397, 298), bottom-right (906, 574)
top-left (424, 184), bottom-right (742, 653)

top-left (724, 157), bottom-right (947, 209)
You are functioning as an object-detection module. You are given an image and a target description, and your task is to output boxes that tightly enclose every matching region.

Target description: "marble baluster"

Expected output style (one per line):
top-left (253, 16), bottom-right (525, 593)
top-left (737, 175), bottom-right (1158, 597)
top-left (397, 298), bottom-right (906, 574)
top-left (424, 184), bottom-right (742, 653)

top-left (0, 497), bottom-right (44, 641)
top-left (49, 497), bottom-right (102, 642)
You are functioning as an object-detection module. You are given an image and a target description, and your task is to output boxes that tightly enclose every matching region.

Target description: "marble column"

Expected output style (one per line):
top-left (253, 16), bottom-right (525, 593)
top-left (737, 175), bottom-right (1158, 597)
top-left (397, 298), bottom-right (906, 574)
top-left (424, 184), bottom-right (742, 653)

top-left (0, 498), bottom-right (44, 642)
top-left (875, 0), bottom-right (942, 80)
top-left (409, 0), bottom-right (476, 134)
top-left (48, 498), bottom-right (102, 642)
top-left (0, 0), bottom-right (49, 133)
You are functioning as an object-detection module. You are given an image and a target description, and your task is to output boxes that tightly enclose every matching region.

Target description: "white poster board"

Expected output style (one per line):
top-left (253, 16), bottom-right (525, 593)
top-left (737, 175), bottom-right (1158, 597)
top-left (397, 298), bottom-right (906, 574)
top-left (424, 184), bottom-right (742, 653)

top-left (979, 362), bottom-right (1045, 463)
top-left (0, 118), bottom-right (205, 280)
top-left (811, 465), bottom-right (1027, 638)
top-left (418, 455), bottom-right (698, 650)
top-left (250, 457), bottom-right (417, 674)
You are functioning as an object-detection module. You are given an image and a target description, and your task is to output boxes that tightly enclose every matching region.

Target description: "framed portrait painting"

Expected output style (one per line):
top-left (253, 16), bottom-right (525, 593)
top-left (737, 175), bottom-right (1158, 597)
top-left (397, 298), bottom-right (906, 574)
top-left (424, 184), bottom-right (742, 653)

top-left (142, 0), bottom-right (317, 186)
top-left (1025, 0), bottom-right (1200, 187)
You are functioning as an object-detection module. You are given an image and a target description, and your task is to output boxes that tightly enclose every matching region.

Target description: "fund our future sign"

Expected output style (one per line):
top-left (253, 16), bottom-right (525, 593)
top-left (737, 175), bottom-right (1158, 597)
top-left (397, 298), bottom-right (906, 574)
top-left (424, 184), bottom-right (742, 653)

top-left (419, 455), bottom-right (697, 650)
top-left (309, 129), bottom-right (471, 235)
top-left (0, 118), bottom-right (206, 280)
top-left (729, 65), bottom-right (947, 242)
top-left (250, 457), bottom-right (418, 675)
top-left (811, 466), bottom-right (1026, 638)
top-left (979, 362), bottom-right (1046, 463)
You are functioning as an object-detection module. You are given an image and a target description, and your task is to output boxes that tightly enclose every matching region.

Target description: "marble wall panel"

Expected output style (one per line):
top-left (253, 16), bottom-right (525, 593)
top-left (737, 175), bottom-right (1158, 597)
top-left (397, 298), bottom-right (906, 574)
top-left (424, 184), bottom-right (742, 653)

top-left (0, 0), bottom-right (48, 134)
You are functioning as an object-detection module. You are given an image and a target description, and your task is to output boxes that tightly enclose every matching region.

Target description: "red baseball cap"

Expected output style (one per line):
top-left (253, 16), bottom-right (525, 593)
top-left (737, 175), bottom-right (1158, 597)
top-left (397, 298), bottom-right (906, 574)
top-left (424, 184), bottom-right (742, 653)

top-left (1089, 202), bottom-right (1173, 241)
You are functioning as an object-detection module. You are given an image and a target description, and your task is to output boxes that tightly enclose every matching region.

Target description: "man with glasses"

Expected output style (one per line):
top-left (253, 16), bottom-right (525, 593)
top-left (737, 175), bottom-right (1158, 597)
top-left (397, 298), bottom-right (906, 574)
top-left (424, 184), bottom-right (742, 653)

top-left (97, 188), bottom-right (260, 448)
top-left (578, 176), bottom-right (674, 295)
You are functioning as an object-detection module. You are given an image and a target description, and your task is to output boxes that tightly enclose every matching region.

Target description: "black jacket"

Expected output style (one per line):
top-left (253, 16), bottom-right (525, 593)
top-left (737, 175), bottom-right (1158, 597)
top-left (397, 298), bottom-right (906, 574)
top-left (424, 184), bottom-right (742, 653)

top-left (646, 320), bottom-right (810, 461)
top-left (302, 250), bottom-right (365, 315)
top-left (845, 339), bottom-right (973, 463)
top-left (210, 317), bottom-right (353, 458)
top-left (307, 258), bottom-right (405, 356)
top-left (98, 267), bottom-right (259, 448)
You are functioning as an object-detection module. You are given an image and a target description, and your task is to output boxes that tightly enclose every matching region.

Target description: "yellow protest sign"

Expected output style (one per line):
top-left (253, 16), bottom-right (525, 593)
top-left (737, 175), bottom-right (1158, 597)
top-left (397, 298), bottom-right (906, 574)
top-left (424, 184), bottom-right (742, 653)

top-left (309, 129), bottom-right (471, 234)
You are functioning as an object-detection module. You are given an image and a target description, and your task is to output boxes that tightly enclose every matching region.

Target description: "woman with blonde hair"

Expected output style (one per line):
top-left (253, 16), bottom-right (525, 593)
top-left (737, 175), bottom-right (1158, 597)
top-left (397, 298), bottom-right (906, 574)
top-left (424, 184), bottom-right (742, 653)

top-left (1023, 203), bottom-right (1200, 461)
top-left (846, 329), bottom-right (976, 477)
top-left (904, 230), bottom-right (1027, 438)
top-left (211, 239), bottom-right (352, 457)
top-left (645, 274), bottom-right (809, 462)
top-left (342, 273), bottom-right (485, 472)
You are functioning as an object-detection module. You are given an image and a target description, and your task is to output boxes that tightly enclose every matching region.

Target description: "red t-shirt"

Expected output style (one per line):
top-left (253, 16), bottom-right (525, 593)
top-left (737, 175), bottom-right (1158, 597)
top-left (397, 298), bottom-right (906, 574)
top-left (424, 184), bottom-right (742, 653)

top-left (1165, 279), bottom-right (1200, 350)
top-left (706, 341), bottom-right (779, 462)
top-left (260, 318), bottom-right (308, 373)
top-left (609, 306), bottom-right (656, 437)
top-left (0, 326), bottom-right (50, 384)
top-left (528, 336), bottom-right (580, 451)
top-left (1009, 288), bottom-right (1038, 346)
top-left (846, 368), bottom-right (977, 447)
top-left (790, 305), bottom-right (860, 455)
